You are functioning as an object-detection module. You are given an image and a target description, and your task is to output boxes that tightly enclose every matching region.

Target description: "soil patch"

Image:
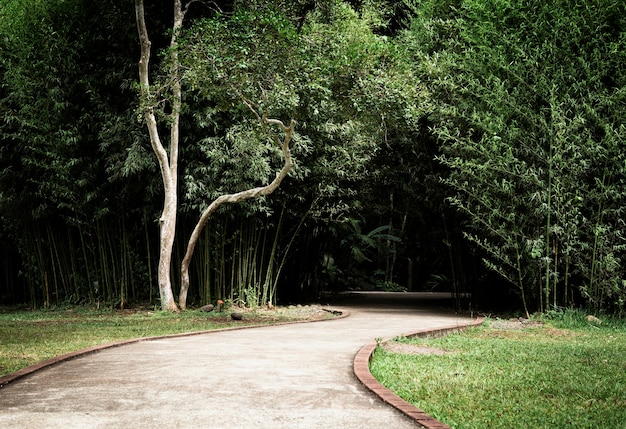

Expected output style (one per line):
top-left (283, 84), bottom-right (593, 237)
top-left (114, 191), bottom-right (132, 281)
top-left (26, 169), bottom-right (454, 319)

top-left (225, 304), bottom-right (336, 322)
top-left (383, 341), bottom-right (451, 356)
top-left (489, 318), bottom-right (544, 330)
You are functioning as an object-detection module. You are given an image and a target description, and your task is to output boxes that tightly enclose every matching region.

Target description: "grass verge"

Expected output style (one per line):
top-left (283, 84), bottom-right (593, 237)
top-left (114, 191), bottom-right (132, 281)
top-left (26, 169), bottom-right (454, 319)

top-left (369, 310), bottom-right (626, 429)
top-left (0, 304), bottom-right (332, 377)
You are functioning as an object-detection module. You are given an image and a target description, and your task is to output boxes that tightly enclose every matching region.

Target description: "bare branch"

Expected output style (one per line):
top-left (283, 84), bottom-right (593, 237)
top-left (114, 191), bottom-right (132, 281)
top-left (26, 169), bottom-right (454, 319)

top-left (206, 1), bottom-right (226, 14)
top-left (240, 96), bottom-right (263, 123)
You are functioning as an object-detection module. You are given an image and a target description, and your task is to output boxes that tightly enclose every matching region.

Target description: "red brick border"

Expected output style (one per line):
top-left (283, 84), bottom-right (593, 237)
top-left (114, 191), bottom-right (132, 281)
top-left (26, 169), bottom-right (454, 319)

top-left (353, 317), bottom-right (484, 429)
top-left (0, 308), bottom-right (350, 389)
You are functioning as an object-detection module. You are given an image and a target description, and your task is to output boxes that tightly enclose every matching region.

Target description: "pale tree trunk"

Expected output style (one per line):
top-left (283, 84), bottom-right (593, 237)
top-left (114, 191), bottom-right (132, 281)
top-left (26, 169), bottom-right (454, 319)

top-left (135, 0), bottom-right (184, 312)
top-left (179, 117), bottom-right (296, 310)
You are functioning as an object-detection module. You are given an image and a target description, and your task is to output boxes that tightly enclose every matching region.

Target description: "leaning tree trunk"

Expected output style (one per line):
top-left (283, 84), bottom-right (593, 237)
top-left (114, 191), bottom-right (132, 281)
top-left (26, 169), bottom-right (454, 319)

top-left (135, 0), bottom-right (184, 312)
top-left (179, 117), bottom-right (295, 310)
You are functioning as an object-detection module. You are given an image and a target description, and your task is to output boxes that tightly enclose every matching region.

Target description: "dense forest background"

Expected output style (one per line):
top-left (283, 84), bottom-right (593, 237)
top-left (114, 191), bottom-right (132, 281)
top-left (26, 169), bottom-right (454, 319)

top-left (0, 0), bottom-right (624, 315)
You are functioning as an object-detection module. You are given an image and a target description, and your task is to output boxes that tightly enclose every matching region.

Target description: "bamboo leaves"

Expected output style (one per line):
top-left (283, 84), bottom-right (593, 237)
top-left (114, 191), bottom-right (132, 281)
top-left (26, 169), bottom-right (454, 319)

top-left (408, 0), bottom-right (626, 313)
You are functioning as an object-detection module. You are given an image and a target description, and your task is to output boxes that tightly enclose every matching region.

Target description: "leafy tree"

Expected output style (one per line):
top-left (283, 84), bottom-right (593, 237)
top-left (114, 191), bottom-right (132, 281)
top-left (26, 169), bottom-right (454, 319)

top-left (173, 0), bottom-right (431, 304)
top-left (135, 0), bottom-right (299, 311)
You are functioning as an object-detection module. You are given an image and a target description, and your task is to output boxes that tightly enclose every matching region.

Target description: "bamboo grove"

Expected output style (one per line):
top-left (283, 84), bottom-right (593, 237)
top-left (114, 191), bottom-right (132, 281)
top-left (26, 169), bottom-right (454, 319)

top-left (0, 0), bottom-right (624, 316)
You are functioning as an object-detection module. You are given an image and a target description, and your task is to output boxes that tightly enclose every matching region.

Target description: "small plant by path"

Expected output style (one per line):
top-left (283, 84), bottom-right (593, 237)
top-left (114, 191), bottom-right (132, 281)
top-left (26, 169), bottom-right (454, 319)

top-left (370, 311), bottom-right (626, 429)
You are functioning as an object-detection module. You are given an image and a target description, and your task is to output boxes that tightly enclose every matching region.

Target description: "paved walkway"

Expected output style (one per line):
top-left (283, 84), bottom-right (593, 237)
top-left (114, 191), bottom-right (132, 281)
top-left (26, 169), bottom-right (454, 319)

top-left (0, 292), bottom-right (476, 428)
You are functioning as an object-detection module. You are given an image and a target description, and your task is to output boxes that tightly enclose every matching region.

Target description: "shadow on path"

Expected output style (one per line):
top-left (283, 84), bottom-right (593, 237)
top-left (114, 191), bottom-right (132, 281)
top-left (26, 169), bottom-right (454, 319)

top-left (328, 291), bottom-right (462, 307)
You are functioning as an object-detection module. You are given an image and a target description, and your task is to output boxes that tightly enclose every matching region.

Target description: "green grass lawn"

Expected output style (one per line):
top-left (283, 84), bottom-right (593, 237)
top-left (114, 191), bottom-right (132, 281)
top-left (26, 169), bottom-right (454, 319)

top-left (0, 305), bottom-right (329, 377)
top-left (370, 312), bottom-right (626, 429)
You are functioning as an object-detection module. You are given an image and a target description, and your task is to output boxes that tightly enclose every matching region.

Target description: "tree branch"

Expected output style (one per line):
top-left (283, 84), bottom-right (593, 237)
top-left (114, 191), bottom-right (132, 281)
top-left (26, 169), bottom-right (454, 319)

top-left (135, 0), bottom-right (172, 194)
top-left (178, 116), bottom-right (295, 309)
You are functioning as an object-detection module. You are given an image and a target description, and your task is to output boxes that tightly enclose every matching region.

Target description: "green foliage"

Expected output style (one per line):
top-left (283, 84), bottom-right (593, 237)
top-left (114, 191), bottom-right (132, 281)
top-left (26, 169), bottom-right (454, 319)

top-left (175, 1), bottom-right (430, 303)
top-left (0, 0), bottom-right (150, 217)
top-left (182, 9), bottom-right (300, 111)
top-left (0, 0), bottom-right (157, 307)
top-left (541, 307), bottom-right (626, 331)
top-left (179, 8), bottom-right (300, 213)
top-left (1, 0), bottom-right (89, 217)
top-left (0, 0), bottom-right (429, 308)
top-left (404, 0), bottom-right (626, 313)
top-left (3, 0), bottom-right (623, 317)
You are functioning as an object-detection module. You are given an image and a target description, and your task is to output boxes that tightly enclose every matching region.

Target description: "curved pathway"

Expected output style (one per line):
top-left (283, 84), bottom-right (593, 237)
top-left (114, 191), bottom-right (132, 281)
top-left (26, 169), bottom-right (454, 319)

top-left (0, 292), bottom-right (476, 428)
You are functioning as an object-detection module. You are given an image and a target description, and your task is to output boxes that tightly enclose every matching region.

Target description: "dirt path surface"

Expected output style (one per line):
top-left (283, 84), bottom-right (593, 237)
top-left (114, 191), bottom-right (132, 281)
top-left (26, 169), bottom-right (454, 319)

top-left (0, 292), bottom-right (475, 429)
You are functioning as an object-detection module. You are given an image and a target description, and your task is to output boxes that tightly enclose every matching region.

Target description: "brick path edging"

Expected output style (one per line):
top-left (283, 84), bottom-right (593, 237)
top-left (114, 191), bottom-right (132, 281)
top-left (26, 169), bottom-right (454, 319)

top-left (353, 317), bottom-right (485, 429)
top-left (0, 308), bottom-right (350, 389)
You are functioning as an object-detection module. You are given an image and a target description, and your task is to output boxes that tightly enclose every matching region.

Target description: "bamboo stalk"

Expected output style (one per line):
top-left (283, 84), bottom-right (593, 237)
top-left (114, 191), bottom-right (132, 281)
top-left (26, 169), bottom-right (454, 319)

top-left (204, 225), bottom-right (211, 305)
top-left (231, 232), bottom-right (236, 302)
top-left (588, 177), bottom-right (606, 312)
top-left (97, 221), bottom-right (110, 304)
top-left (271, 198), bottom-right (318, 304)
top-left (262, 209), bottom-right (283, 306)
top-left (78, 224), bottom-right (94, 304)
top-left (32, 227), bottom-right (46, 309)
top-left (120, 217), bottom-right (128, 309)
top-left (553, 239), bottom-right (558, 309)
top-left (46, 222), bottom-right (62, 305)
top-left (220, 224), bottom-right (226, 301)
top-left (143, 209), bottom-right (154, 305)
top-left (67, 228), bottom-right (80, 300)
top-left (544, 139), bottom-right (552, 314)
